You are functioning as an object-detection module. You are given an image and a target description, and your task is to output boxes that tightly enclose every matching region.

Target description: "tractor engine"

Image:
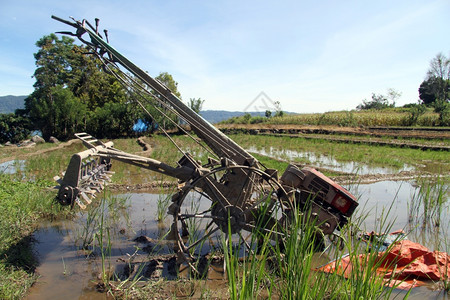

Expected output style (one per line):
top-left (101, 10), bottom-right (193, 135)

top-left (280, 164), bottom-right (358, 234)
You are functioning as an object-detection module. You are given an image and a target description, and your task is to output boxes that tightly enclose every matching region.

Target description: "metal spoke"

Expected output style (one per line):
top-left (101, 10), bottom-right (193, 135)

top-left (242, 222), bottom-right (285, 239)
top-left (186, 226), bottom-right (220, 252)
top-left (179, 213), bottom-right (218, 221)
top-left (238, 231), bottom-right (255, 256)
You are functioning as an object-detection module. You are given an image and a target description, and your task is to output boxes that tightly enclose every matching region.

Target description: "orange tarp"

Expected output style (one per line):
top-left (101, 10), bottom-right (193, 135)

top-left (318, 240), bottom-right (450, 290)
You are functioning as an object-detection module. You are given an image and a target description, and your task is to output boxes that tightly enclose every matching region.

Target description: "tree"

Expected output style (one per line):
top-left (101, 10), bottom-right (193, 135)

top-left (26, 85), bottom-right (86, 140)
top-left (419, 53), bottom-right (450, 105)
top-left (90, 102), bottom-right (136, 138)
top-left (149, 72), bottom-right (183, 129)
top-left (24, 34), bottom-right (131, 140)
top-left (188, 98), bottom-right (204, 114)
top-left (67, 46), bottom-right (128, 110)
top-left (25, 34), bottom-right (187, 139)
top-left (405, 102), bottom-right (427, 126)
top-left (273, 101), bottom-right (284, 117)
top-left (418, 53), bottom-right (450, 125)
top-left (0, 113), bottom-right (32, 144)
top-left (155, 72), bottom-right (181, 98)
top-left (24, 35), bottom-right (89, 140)
top-left (357, 90), bottom-right (397, 110)
top-left (419, 77), bottom-right (443, 105)
top-left (386, 88), bottom-right (402, 107)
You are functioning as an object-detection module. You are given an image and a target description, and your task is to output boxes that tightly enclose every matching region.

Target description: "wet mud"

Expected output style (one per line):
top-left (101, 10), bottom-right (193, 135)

top-left (24, 179), bottom-right (449, 299)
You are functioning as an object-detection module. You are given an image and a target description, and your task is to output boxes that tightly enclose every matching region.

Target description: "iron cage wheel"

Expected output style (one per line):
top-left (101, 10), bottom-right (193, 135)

top-left (170, 165), bottom-right (292, 276)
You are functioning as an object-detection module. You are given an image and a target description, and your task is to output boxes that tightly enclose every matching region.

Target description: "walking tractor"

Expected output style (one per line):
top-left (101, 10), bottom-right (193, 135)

top-left (52, 16), bottom-right (358, 273)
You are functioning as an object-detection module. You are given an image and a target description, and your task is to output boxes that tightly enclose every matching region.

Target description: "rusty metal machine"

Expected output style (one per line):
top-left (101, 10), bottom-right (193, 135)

top-left (52, 16), bottom-right (358, 272)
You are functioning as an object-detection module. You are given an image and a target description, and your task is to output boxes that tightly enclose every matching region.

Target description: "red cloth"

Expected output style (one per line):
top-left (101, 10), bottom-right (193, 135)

top-left (318, 240), bottom-right (450, 290)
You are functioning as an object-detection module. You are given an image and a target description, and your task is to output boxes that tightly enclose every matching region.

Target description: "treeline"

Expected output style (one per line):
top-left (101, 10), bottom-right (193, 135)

top-left (220, 107), bottom-right (446, 127)
top-left (0, 34), bottom-right (183, 144)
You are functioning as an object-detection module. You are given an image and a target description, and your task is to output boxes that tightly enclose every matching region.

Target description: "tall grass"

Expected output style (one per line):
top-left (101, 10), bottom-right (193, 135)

top-left (408, 177), bottom-right (449, 229)
top-left (155, 180), bottom-right (174, 222)
top-left (222, 198), bottom-right (411, 299)
top-left (94, 197), bottom-right (113, 286)
top-left (220, 109), bottom-right (445, 127)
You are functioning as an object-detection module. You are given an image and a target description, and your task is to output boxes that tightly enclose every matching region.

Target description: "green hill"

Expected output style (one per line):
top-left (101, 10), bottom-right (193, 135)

top-left (0, 95), bottom-right (26, 114)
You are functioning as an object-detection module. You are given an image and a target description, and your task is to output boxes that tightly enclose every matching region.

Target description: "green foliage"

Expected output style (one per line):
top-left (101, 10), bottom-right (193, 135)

top-left (273, 100), bottom-right (285, 117)
top-left (419, 53), bottom-right (450, 108)
top-left (357, 93), bottom-right (396, 110)
top-left (0, 113), bottom-right (31, 144)
top-left (243, 113), bottom-right (252, 123)
top-left (188, 98), bottom-right (204, 114)
top-left (433, 98), bottom-right (450, 126)
top-left (89, 102), bottom-right (137, 138)
top-left (406, 103), bottom-right (427, 126)
top-left (155, 72), bottom-right (181, 98)
top-left (25, 34), bottom-right (92, 140)
top-left (249, 116), bottom-right (266, 124)
top-left (419, 77), bottom-right (449, 105)
top-left (26, 85), bottom-right (87, 140)
top-left (23, 34), bottom-right (188, 139)
top-left (146, 72), bottom-right (183, 130)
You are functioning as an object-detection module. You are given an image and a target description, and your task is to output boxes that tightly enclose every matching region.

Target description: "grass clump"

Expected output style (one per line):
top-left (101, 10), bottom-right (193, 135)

top-left (222, 199), bottom-right (411, 299)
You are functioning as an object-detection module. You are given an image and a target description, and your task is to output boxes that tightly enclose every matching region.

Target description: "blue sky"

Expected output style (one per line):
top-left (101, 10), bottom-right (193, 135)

top-left (0, 0), bottom-right (449, 113)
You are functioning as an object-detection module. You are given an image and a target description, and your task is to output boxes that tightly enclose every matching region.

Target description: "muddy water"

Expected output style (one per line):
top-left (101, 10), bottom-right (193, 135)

top-left (247, 146), bottom-right (415, 174)
top-left (0, 159), bottom-right (25, 174)
top-left (26, 180), bottom-right (449, 299)
top-left (26, 193), bottom-right (176, 299)
top-left (349, 180), bottom-right (449, 249)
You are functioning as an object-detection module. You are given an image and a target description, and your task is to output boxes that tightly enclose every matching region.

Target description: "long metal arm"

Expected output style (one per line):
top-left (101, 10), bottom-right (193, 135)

top-left (52, 15), bottom-right (256, 166)
top-left (97, 147), bottom-right (196, 182)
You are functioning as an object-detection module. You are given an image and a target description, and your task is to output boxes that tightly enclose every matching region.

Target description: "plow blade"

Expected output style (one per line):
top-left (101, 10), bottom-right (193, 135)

top-left (55, 138), bottom-right (114, 209)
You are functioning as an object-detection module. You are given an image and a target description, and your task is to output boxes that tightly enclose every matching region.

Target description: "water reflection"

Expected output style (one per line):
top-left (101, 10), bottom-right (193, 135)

top-left (347, 180), bottom-right (449, 251)
top-left (247, 146), bottom-right (415, 175)
top-left (0, 159), bottom-right (25, 174)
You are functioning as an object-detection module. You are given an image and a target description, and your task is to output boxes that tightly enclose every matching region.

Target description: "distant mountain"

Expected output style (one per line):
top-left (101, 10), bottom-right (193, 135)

top-left (199, 110), bottom-right (265, 124)
top-left (0, 97), bottom-right (285, 124)
top-left (0, 95), bottom-right (26, 114)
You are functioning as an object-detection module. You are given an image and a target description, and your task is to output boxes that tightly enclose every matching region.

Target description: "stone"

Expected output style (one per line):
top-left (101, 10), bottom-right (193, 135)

top-left (31, 135), bottom-right (45, 144)
top-left (49, 136), bottom-right (60, 143)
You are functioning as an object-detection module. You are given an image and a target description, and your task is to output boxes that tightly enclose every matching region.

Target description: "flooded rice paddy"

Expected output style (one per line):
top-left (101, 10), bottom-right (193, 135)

top-left (247, 146), bottom-right (415, 175)
top-left (5, 142), bottom-right (445, 299)
top-left (25, 178), bottom-right (449, 299)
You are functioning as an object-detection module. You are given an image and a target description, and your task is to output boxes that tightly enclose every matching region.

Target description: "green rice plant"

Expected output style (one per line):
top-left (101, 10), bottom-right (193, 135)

top-left (271, 204), bottom-right (338, 300)
top-left (93, 197), bottom-right (113, 285)
top-left (222, 216), bottom-right (274, 300)
top-left (109, 249), bottom-right (146, 299)
top-left (330, 195), bottom-right (415, 299)
top-left (155, 180), bottom-right (174, 222)
top-left (408, 177), bottom-right (449, 229)
top-left (75, 202), bottom-right (101, 251)
top-left (61, 257), bottom-right (68, 276)
top-left (229, 134), bottom-right (450, 174)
